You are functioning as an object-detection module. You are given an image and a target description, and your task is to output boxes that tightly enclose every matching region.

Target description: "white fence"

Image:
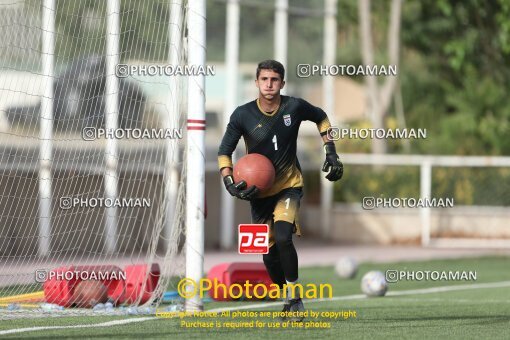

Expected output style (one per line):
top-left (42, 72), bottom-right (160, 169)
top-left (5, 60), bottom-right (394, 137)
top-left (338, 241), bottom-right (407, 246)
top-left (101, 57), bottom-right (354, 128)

top-left (340, 154), bottom-right (510, 248)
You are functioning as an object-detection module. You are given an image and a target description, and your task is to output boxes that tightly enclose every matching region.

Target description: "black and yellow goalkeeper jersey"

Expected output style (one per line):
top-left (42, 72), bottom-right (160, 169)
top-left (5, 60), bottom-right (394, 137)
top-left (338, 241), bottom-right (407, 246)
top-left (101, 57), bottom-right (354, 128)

top-left (218, 95), bottom-right (331, 198)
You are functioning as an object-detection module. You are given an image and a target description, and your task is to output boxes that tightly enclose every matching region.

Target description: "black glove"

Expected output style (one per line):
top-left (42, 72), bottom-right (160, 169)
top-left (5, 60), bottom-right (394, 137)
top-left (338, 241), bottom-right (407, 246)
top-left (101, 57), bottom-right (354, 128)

top-left (223, 175), bottom-right (259, 200)
top-left (322, 142), bottom-right (343, 181)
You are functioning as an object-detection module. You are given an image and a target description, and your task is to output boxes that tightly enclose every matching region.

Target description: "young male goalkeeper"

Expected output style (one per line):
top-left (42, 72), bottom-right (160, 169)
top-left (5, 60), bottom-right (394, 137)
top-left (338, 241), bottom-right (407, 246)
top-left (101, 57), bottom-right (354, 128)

top-left (218, 60), bottom-right (343, 320)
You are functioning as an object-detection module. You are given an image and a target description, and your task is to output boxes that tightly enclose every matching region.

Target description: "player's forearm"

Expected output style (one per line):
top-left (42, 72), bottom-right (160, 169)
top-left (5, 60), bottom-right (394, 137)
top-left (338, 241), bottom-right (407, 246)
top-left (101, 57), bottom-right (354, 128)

top-left (217, 127), bottom-right (240, 175)
top-left (321, 134), bottom-right (330, 144)
top-left (218, 152), bottom-right (233, 180)
top-left (220, 167), bottom-right (232, 178)
top-left (218, 122), bottom-right (242, 162)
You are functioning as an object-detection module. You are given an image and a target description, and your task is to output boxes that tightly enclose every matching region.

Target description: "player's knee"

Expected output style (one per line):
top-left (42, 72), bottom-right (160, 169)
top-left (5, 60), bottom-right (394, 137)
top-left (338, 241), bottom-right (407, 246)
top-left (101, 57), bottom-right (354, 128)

top-left (263, 253), bottom-right (274, 266)
top-left (263, 248), bottom-right (278, 266)
top-left (273, 220), bottom-right (294, 247)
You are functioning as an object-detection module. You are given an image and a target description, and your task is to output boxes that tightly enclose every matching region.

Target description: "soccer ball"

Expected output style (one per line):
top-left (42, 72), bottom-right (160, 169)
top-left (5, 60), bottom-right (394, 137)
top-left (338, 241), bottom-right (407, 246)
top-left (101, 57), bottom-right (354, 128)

top-left (361, 271), bottom-right (387, 297)
top-left (334, 257), bottom-right (358, 279)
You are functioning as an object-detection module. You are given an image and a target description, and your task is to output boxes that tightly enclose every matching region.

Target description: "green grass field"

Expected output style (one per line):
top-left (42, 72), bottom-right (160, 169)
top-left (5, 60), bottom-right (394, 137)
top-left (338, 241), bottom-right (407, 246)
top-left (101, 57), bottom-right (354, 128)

top-left (1, 256), bottom-right (509, 339)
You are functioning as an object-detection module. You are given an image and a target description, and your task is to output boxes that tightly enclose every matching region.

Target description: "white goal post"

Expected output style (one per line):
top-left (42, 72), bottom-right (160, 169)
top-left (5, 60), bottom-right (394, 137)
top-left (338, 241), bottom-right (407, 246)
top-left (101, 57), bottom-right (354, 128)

top-left (185, 0), bottom-right (206, 312)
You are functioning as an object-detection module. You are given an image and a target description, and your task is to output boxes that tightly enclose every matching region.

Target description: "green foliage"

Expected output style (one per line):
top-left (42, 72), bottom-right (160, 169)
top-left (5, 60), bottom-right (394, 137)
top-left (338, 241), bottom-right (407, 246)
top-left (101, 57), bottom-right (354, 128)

top-left (433, 67), bottom-right (510, 155)
top-left (334, 165), bottom-right (420, 202)
top-left (330, 165), bottom-right (510, 205)
top-left (398, 0), bottom-right (510, 155)
top-left (496, 0), bottom-right (510, 53)
top-left (402, 0), bottom-right (510, 83)
top-left (333, 0), bottom-right (510, 157)
top-left (432, 167), bottom-right (510, 206)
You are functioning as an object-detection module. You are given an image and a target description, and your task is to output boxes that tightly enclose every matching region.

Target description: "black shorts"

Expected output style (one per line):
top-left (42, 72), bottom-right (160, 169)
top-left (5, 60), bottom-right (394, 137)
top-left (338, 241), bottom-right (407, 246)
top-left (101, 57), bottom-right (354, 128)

top-left (250, 187), bottom-right (303, 247)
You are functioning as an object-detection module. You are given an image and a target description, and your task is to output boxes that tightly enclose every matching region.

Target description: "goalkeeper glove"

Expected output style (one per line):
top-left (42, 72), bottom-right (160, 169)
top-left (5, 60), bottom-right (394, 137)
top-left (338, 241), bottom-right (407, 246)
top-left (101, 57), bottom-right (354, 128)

top-left (322, 142), bottom-right (343, 181)
top-left (223, 175), bottom-right (259, 200)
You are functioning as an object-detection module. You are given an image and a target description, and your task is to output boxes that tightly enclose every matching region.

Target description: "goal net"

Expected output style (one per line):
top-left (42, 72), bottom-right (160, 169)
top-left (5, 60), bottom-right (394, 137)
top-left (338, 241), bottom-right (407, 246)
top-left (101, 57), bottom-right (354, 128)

top-left (0, 0), bottom-right (194, 319)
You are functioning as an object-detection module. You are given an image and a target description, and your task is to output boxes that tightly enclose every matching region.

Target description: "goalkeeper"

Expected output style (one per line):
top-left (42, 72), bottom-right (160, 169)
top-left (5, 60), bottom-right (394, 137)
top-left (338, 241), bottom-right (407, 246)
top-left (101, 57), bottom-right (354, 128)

top-left (218, 60), bottom-right (343, 321)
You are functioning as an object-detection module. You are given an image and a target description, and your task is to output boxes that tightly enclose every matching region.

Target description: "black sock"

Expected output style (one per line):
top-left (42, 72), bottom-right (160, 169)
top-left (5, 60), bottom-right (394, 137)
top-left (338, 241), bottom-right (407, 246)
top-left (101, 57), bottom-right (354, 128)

top-left (273, 220), bottom-right (298, 282)
top-left (262, 245), bottom-right (286, 288)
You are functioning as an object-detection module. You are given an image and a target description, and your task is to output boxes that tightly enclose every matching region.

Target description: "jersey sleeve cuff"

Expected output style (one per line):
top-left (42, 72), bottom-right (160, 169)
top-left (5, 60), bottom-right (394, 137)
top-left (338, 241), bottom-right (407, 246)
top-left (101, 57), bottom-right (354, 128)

top-left (218, 155), bottom-right (233, 170)
top-left (316, 117), bottom-right (331, 135)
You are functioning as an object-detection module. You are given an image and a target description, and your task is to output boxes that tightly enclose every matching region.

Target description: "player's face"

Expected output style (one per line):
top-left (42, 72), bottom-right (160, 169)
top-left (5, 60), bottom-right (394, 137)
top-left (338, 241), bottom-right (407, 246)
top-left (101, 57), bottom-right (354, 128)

top-left (256, 70), bottom-right (285, 100)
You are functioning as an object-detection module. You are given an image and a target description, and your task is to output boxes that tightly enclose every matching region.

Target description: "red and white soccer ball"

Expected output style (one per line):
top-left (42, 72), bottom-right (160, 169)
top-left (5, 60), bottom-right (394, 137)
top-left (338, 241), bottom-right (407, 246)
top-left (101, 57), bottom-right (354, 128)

top-left (334, 257), bottom-right (358, 279)
top-left (361, 271), bottom-right (388, 297)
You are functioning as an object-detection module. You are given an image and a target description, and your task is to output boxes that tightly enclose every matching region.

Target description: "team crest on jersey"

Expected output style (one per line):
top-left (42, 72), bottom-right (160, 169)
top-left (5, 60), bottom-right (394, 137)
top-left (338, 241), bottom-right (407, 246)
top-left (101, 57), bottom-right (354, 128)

top-left (283, 114), bottom-right (292, 126)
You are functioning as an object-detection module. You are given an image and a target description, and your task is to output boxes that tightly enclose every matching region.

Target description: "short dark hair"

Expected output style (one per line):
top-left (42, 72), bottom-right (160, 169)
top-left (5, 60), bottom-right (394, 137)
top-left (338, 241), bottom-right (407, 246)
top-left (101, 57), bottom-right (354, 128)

top-left (256, 60), bottom-right (285, 80)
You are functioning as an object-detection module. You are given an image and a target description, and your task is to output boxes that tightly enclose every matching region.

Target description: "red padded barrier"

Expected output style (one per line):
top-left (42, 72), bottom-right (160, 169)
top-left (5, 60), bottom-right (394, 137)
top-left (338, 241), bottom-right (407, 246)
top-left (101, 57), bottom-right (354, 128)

top-left (207, 262), bottom-right (277, 301)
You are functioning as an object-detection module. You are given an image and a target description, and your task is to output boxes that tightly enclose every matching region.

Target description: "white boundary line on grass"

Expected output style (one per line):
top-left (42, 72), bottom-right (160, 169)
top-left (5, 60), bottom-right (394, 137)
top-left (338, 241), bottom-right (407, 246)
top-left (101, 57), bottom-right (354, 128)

top-left (208, 280), bottom-right (510, 312)
top-left (2, 281), bottom-right (510, 336)
top-left (0, 317), bottom-right (154, 336)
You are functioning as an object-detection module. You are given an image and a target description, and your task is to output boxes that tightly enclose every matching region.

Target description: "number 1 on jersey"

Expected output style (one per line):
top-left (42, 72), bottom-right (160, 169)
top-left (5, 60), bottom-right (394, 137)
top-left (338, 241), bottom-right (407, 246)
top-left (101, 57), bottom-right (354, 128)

top-left (285, 198), bottom-right (290, 209)
top-left (272, 135), bottom-right (278, 151)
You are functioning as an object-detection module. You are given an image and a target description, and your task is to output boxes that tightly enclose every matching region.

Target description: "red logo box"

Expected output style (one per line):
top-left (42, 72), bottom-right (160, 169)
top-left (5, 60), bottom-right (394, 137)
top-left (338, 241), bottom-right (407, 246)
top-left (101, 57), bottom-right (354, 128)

top-left (238, 224), bottom-right (269, 254)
